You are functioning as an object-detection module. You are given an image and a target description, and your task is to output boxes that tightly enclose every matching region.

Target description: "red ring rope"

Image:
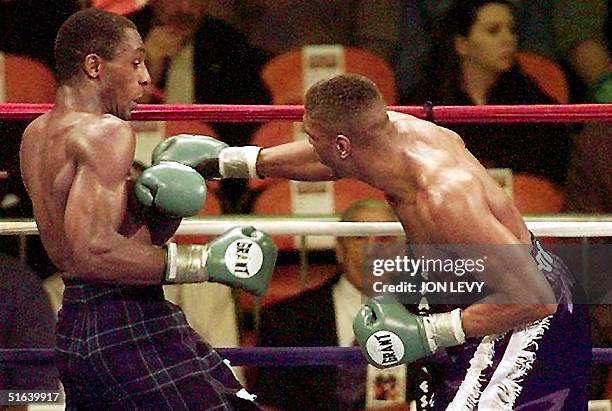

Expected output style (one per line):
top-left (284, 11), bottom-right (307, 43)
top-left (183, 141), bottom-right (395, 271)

top-left (1, 103), bottom-right (612, 123)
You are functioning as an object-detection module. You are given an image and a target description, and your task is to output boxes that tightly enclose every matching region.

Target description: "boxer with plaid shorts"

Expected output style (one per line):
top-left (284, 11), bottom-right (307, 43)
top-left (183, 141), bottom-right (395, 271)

top-left (20, 9), bottom-right (276, 410)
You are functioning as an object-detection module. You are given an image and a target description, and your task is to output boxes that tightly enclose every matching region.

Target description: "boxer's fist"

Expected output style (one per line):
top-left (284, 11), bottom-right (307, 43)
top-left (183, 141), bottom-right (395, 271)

top-left (353, 300), bottom-right (432, 368)
top-left (164, 226), bottom-right (277, 296)
top-left (134, 162), bottom-right (206, 217)
top-left (152, 135), bottom-right (261, 179)
top-left (153, 134), bottom-right (228, 178)
top-left (353, 300), bottom-right (465, 368)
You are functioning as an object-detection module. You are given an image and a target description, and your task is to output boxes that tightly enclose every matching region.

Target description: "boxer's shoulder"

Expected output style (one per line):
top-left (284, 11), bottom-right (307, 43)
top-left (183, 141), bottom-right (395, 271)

top-left (65, 115), bottom-right (134, 158)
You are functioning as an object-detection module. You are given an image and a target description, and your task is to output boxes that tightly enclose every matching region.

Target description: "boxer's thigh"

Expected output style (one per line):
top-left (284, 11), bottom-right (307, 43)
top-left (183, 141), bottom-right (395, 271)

top-left (87, 300), bottom-right (242, 409)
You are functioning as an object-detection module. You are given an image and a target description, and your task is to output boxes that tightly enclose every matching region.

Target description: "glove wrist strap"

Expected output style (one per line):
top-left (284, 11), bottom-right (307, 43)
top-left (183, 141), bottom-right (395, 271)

top-left (423, 308), bottom-right (465, 352)
top-left (164, 243), bottom-right (210, 283)
top-left (219, 146), bottom-right (262, 179)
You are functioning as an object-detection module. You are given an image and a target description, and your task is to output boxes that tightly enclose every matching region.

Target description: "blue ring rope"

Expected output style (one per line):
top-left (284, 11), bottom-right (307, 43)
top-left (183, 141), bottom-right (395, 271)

top-left (0, 347), bottom-right (610, 367)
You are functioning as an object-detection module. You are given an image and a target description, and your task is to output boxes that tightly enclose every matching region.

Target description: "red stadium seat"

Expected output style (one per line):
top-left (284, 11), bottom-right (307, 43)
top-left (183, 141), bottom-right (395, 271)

top-left (2, 53), bottom-right (55, 102)
top-left (252, 178), bottom-right (384, 251)
top-left (512, 173), bottom-right (565, 214)
top-left (261, 47), bottom-right (397, 105)
top-left (516, 51), bottom-right (569, 104)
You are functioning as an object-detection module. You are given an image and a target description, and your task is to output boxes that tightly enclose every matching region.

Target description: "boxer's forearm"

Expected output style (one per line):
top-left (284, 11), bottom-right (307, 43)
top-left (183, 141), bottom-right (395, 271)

top-left (256, 140), bottom-right (337, 181)
top-left (461, 253), bottom-right (557, 336)
top-left (461, 300), bottom-right (556, 337)
top-left (63, 234), bottom-right (168, 285)
top-left (150, 136), bottom-right (336, 181)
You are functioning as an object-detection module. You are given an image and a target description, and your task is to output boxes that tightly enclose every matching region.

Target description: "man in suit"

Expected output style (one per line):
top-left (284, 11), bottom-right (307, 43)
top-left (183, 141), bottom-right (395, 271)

top-left (252, 199), bottom-right (413, 410)
top-left (129, 0), bottom-right (271, 213)
top-left (131, 0), bottom-right (270, 144)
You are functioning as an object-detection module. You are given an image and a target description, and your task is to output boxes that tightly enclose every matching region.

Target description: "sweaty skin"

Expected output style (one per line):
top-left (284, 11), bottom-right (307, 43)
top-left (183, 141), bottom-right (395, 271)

top-left (20, 28), bottom-right (174, 285)
top-left (255, 110), bottom-right (556, 337)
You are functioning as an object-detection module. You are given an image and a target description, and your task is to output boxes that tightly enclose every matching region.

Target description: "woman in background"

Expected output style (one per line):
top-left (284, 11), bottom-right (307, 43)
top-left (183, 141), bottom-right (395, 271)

top-left (402, 0), bottom-right (572, 188)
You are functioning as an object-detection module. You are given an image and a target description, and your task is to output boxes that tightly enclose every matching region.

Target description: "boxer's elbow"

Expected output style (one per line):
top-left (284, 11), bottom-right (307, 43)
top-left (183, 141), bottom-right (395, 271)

top-left (522, 288), bottom-right (557, 319)
top-left (65, 258), bottom-right (104, 281)
top-left (67, 236), bottom-right (121, 281)
top-left (532, 303), bottom-right (558, 319)
top-left (505, 303), bottom-right (557, 329)
top-left (506, 289), bottom-right (557, 324)
top-left (530, 282), bottom-right (557, 315)
top-left (68, 245), bottom-right (113, 281)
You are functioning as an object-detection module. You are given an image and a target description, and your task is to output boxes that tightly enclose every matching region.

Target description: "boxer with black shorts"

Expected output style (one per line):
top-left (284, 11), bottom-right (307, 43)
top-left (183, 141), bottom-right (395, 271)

top-left (155, 74), bottom-right (590, 409)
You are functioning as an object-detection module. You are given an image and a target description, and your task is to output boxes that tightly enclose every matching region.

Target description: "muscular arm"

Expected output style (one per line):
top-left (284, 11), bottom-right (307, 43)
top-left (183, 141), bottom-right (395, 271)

top-left (256, 140), bottom-right (337, 181)
top-left (416, 176), bottom-right (556, 337)
top-left (63, 119), bottom-right (166, 284)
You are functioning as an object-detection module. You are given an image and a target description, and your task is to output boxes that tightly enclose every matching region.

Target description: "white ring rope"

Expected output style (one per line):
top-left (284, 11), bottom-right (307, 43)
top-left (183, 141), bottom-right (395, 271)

top-left (1, 218), bottom-right (612, 237)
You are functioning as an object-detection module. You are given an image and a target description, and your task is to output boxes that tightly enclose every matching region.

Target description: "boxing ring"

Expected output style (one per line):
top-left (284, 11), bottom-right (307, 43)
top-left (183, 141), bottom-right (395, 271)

top-left (1, 102), bottom-right (612, 405)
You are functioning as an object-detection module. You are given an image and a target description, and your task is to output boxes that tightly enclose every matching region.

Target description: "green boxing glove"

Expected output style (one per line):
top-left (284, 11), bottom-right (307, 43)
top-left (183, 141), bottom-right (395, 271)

top-left (164, 226), bottom-right (278, 296)
top-left (134, 162), bottom-right (206, 218)
top-left (152, 134), bottom-right (262, 179)
top-left (353, 299), bottom-right (465, 368)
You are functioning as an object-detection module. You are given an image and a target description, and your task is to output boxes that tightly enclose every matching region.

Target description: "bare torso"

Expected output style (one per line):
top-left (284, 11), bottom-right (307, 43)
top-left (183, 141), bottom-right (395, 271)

top-left (366, 113), bottom-right (554, 334)
top-left (20, 109), bottom-right (167, 282)
top-left (258, 109), bottom-right (556, 335)
top-left (382, 112), bottom-right (531, 245)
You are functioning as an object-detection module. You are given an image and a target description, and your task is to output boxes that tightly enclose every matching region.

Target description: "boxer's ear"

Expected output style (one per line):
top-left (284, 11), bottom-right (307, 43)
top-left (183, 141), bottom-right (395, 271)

top-left (84, 54), bottom-right (102, 79)
top-left (336, 134), bottom-right (352, 159)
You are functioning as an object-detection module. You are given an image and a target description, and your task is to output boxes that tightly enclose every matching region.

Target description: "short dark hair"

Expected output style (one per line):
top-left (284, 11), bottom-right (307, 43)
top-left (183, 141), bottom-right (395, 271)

top-left (54, 8), bottom-right (137, 84)
top-left (337, 199), bottom-right (397, 244)
top-left (340, 199), bottom-right (395, 223)
top-left (304, 74), bottom-right (385, 137)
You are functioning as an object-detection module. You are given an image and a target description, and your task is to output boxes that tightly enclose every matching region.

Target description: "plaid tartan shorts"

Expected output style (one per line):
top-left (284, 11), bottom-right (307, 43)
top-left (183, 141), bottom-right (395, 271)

top-left (56, 280), bottom-right (258, 410)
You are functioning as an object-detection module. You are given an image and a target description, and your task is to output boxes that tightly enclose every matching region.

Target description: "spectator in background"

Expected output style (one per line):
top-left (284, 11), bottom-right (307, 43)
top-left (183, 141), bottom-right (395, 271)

top-left (229, 0), bottom-right (400, 64)
top-left (401, 0), bottom-right (572, 188)
top-left (556, 3), bottom-right (612, 398)
top-left (130, 0), bottom-right (270, 143)
top-left (251, 199), bottom-right (413, 410)
top-left (565, 124), bottom-right (612, 213)
top-left (0, 160), bottom-right (58, 282)
top-left (553, 0), bottom-right (611, 103)
top-left (393, 0), bottom-right (559, 101)
top-left (0, 0), bottom-right (82, 278)
top-left (126, 0), bottom-right (270, 213)
top-left (565, 122), bottom-right (612, 401)
top-left (0, 252), bottom-right (59, 408)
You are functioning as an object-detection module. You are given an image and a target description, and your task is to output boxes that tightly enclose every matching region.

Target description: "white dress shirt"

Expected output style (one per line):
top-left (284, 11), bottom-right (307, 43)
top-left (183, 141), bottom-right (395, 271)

top-left (332, 275), bottom-right (363, 347)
